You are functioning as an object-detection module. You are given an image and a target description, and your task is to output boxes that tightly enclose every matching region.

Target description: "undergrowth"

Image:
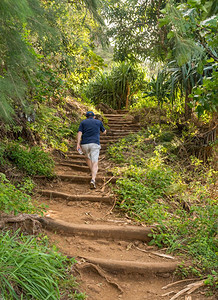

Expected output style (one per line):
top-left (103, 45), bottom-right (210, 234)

top-left (1, 141), bottom-right (55, 177)
top-left (108, 125), bottom-right (217, 277)
top-left (0, 230), bottom-right (85, 299)
top-left (0, 173), bottom-right (44, 215)
top-left (28, 104), bottom-right (81, 152)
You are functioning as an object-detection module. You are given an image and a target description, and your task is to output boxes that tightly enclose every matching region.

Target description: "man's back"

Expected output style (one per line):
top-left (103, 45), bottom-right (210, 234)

top-left (79, 118), bottom-right (105, 145)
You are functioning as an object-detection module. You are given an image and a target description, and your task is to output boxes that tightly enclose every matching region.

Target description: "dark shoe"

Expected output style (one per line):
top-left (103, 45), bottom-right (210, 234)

top-left (90, 179), bottom-right (96, 189)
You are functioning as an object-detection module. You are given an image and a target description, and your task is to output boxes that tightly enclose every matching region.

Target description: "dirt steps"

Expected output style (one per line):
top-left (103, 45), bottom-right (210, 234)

top-left (54, 174), bottom-right (117, 184)
top-left (39, 217), bottom-right (153, 242)
top-left (77, 257), bottom-right (178, 275)
top-left (35, 111), bottom-right (186, 299)
top-left (38, 190), bottom-right (113, 203)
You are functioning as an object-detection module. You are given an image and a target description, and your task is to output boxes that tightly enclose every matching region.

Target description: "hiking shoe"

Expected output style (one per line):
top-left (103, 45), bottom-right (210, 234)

top-left (90, 179), bottom-right (96, 189)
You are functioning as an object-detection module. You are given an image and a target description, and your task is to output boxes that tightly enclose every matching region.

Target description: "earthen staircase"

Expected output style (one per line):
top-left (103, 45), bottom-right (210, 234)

top-left (36, 111), bottom-right (180, 300)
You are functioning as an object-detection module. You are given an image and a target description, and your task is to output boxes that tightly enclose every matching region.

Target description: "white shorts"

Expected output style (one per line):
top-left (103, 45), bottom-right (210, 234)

top-left (81, 143), bottom-right (101, 162)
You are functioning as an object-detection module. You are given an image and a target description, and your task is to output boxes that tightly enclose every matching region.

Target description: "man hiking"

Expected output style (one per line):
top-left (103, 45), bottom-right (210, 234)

top-left (77, 111), bottom-right (106, 189)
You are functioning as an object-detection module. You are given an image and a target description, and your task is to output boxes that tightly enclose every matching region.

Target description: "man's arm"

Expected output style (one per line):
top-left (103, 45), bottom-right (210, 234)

top-left (100, 121), bottom-right (106, 135)
top-left (77, 131), bottom-right (82, 151)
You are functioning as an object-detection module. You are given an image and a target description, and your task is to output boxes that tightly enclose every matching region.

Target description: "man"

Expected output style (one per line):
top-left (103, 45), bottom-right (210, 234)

top-left (77, 111), bottom-right (106, 189)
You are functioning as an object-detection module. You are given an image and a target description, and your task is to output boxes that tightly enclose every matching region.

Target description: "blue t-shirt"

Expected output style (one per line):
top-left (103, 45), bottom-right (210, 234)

top-left (78, 117), bottom-right (105, 145)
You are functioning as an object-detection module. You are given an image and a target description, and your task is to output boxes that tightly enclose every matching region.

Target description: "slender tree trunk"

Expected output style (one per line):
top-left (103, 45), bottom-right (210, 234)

top-left (125, 83), bottom-right (130, 109)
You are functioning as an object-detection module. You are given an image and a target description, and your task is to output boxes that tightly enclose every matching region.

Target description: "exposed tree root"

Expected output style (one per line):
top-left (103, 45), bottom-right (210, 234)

top-left (0, 213), bottom-right (42, 234)
top-left (76, 261), bottom-right (123, 294)
top-left (100, 176), bottom-right (115, 191)
top-left (102, 195), bottom-right (117, 218)
top-left (162, 278), bottom-right (200, 290)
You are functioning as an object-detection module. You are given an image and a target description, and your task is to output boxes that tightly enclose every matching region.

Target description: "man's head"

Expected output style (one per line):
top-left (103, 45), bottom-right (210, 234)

top-left (86, 111), bottom-right (95, 118)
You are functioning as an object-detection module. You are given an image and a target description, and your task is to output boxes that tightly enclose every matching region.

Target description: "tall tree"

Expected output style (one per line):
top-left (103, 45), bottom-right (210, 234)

top-left (0, 0), bottom-right (105, 122)
top-left (102, 0), bottom-right (176, 62)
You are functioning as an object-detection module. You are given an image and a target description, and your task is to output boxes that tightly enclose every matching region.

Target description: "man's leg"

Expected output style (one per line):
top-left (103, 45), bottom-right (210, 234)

top-left (82, 144), bottom-right (100, 189)
top-left (91, 161), bottom-right (98, 182)
top-left (85, 157), bottom-right (92, 171)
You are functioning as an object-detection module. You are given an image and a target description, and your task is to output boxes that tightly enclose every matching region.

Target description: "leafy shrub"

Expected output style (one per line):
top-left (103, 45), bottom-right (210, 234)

top-left (0, 231), bottom-right (85, 299)
top-left (6, 142), bottom-right (55, 177)
top-left (0, 173), bottom-right (43, 215)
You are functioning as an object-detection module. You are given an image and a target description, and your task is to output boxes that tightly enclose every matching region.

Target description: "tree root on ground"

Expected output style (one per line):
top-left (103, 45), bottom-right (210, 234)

top-left (102, 195), bottom-right (117, 218)
top-left (0, 213), bottom-right (42, 234)
top-left (100, 175), bottom-right (115, 192)
top-left (76, 260), bottom-right (123, 294)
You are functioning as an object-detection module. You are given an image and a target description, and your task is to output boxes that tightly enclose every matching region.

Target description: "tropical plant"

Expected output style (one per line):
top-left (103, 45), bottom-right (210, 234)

top-left (5, 142), bottom-right (55, 177)
top-left (144, 69), bottom-right (171, 122)
top-left (159, 0), bottom-right (218, 117)
top-left (84, 61), bottom-right (145, 109)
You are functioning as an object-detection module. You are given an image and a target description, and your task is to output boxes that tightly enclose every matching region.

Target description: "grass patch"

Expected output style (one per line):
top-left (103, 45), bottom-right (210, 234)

top-left (0, 230), bottom-right (85, 299)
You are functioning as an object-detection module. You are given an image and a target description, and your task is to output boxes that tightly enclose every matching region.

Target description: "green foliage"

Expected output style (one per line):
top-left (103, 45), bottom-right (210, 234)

top-left (144, 69), bottom-right (171, 107)
top-left (159, 0), bottom-right (218, 117)
top-left (84, 61), bottom-right (145, 109)
top-left (108, 127), bottom-right (217, 274)
top-left (190, 66), bottom-right (218, 116)
top-left (112, 146), bottom-right (179, 223)
top-left (0, 230), bottom-right (85, 299)
top-left (6, 142), bottom-right (55, 177)
top-left (102, 0), bottom-right (167, 61)
top-left (151, 201), bottom-right (218, 272)
top-left (0, 174), bottom-right (43, 215)
top-left (0, 0), bottom-right (58, 121)
top-left (28, 104), bottom-right (81, 152)
top-left (0, 0), bottom-right (106, 122)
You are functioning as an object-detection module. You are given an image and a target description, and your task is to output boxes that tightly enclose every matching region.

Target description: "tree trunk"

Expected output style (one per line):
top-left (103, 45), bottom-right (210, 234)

top-left (125, 83), bottom-right (130, 109)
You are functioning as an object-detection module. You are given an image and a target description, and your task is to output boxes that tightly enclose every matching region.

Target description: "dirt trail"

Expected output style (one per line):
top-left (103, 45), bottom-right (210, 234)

top-left (35, 112), bottom-right (213, 300)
